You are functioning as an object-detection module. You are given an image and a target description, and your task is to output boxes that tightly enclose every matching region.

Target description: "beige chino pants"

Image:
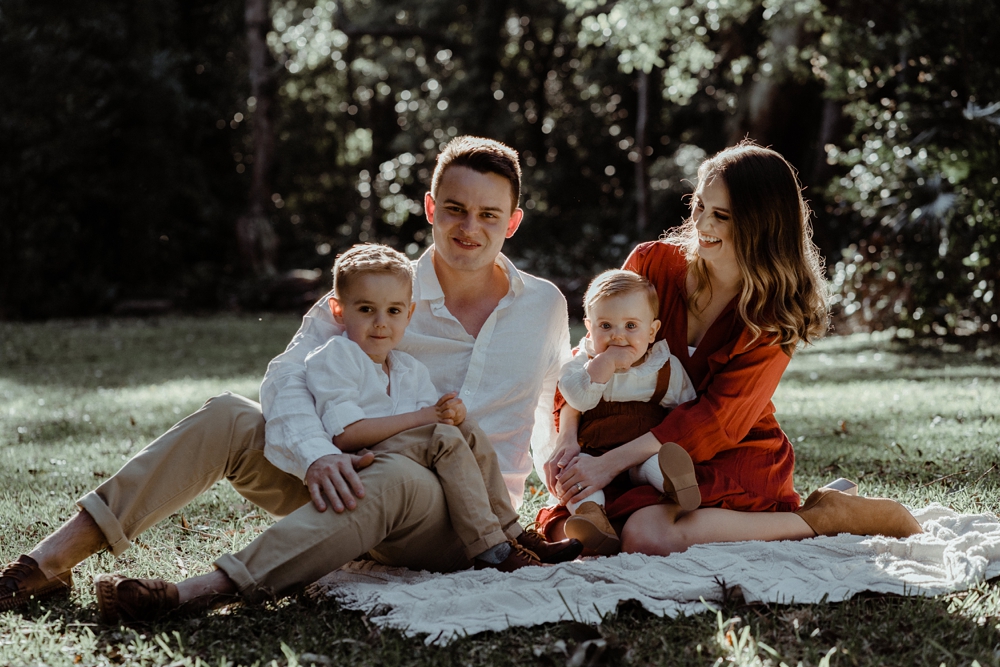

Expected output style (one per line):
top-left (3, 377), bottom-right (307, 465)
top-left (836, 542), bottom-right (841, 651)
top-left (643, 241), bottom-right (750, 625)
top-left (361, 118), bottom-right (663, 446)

top-left (367, 421), bottom-right (522, 558)
top-left (78, 393), bottom-right (469, 602)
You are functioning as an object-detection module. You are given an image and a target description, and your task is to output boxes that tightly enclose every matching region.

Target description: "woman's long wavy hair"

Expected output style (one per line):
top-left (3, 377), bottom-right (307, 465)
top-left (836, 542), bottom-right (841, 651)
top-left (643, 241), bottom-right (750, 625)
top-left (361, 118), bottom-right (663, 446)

top-left (665, 141), bottom-right (830, 355)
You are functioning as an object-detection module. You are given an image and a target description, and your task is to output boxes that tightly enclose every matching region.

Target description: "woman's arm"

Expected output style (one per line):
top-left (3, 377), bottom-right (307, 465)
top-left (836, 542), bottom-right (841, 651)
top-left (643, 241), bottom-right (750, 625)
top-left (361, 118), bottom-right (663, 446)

top-left (542, 405), bottom-right (582, 494)
top-left (555, 431), bottom-right (662, 505)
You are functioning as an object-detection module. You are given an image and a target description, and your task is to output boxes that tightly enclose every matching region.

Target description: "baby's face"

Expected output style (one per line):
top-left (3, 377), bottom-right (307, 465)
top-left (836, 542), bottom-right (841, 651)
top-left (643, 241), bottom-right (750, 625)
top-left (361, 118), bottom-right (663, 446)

top-left (330, 272), bottom-right (414, 365)
top-left (585, 291), bottom-right (660, 364)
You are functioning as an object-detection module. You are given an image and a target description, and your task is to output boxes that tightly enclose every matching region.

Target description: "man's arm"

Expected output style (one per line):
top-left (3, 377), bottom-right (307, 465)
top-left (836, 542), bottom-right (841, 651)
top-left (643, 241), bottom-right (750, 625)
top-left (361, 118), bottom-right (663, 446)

top-left (260, 291), bottom-right (344, 479)
top-left (260, 293), bottom-right (374, 512)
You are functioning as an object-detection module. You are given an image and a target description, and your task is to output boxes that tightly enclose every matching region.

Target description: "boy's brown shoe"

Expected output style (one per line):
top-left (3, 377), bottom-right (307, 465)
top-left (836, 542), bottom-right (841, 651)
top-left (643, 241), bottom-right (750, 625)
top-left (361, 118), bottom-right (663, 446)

top-left (564, 502), bottom-right (621, 556)
top-left (515, 529), bottom-right (583, 564)
top-left (658, 442), bottom-right (701, 511)
top-left (0, 555), bottom-right (73, 612)
top-left (95, 574), bottom-right (180, 624)
top-left (474, 542), bottom-right (543, 573)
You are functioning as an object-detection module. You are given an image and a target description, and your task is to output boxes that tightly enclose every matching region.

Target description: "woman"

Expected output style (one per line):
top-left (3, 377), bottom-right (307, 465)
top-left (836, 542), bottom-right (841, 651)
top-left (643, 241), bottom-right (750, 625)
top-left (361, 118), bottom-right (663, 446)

top-left (540, 142), bottom-right (920, 554)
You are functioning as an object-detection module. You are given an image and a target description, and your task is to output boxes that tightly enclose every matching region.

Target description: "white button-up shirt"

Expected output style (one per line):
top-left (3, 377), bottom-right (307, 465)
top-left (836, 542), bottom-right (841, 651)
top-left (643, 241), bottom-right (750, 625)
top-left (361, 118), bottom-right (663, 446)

top-left (558, 336), bottom-right (697, 412)
top-left (304, 333), bottom-right (439, 437)
top-left (261, 247), bottom-right (572, 506)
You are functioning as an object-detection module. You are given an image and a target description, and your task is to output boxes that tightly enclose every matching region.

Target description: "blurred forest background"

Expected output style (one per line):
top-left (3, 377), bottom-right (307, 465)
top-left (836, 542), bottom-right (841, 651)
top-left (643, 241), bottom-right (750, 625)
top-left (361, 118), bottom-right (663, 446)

top-left (1, 0), bottom-right (997, 337)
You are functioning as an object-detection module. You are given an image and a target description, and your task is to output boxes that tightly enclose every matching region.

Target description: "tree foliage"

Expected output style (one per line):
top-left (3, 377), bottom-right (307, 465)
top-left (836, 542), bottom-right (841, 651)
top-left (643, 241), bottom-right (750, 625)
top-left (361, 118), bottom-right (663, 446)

top-left (1, 0), bottom-right (997, 337)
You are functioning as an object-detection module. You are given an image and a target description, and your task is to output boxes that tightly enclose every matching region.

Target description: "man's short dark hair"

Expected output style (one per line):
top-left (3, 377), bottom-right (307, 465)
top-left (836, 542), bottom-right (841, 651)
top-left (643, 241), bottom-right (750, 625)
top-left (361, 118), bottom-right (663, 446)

top-left (430, 136), bottom-right (521, 212)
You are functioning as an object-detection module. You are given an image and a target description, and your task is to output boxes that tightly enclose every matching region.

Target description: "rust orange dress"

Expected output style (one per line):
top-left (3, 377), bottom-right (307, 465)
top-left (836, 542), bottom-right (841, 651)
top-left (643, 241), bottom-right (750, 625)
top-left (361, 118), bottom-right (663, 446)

top-left (538, 241), bottom-right (801, 536)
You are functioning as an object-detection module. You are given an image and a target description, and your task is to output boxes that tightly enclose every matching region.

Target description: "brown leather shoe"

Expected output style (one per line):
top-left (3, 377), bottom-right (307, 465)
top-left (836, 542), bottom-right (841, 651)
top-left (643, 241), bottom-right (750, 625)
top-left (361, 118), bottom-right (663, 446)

top-left (474, 542), bottom-right (543, 572)
top-left (796, 488), bottom-right (922, 539)
top-left (0, 555), bottom-right (73, 612)
top-left (95, 574), bottom-right (180, 624)
top-left (515, 529), bottom-right (583, 564)
top-left (658, 442), bottom-right (701, 511)
top-left (564, 502), bottom-right (621, 556)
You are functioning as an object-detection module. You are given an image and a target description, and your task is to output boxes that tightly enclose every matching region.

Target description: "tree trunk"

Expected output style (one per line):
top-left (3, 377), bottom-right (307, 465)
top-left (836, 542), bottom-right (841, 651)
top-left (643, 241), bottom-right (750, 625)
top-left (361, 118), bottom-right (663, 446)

top-left (634, 69), bottom-right (650, 237)
top-left (237, 0), bottom-right (278, 277)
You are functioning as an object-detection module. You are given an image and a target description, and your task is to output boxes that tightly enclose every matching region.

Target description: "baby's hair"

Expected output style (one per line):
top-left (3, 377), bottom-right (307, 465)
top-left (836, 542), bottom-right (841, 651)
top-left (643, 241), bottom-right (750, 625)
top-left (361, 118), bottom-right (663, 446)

top-left (333, 244), bottom-right (413, 299)
top-left (583, 269), bottom-right (659, 321)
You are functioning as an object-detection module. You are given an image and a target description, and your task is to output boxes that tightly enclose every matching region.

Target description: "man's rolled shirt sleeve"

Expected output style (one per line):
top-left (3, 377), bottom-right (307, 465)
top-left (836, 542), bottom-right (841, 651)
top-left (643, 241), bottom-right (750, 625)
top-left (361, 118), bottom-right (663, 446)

top-left (261, 291), bottom-right (344, 480)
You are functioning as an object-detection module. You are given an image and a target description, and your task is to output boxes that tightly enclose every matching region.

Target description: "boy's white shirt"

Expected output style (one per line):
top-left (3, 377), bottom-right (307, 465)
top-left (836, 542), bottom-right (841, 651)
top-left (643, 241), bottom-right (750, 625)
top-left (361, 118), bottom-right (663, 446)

top-left (558, 335), bottom-right (697, 412)
top-left (304, 332), bottom-right (439, 438)
top-left (260, 246), bottom-right (572, 507)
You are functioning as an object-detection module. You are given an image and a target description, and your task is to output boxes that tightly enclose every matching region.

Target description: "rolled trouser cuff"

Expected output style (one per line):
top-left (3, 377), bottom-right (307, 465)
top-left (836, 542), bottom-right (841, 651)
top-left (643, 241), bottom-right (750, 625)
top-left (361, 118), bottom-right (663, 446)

top-left (214, 553), bottom-right (269, 603)
top-left (77, 491), bottom-right (131, 557)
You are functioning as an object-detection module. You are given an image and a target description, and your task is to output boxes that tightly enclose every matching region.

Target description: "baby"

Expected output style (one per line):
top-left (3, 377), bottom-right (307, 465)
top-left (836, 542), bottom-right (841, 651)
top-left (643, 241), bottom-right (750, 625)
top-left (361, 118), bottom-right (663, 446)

top-left (304, 243), bottom-right (582, 570)
top-left (555, 269), bottom-right (700, 555)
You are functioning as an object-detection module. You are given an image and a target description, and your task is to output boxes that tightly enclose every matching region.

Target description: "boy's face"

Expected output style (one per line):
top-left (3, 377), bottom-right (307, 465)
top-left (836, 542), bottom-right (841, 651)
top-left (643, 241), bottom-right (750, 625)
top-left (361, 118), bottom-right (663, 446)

top-left (329, 272), bottom-right (415, 365)
top-left (585, 291), bottom-right (661, 365)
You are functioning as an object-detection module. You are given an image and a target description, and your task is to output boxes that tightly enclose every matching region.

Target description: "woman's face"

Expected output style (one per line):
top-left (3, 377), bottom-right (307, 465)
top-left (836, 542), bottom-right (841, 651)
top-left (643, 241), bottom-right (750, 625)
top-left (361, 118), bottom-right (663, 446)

top-left (692, 177), bottom-right (737, 270)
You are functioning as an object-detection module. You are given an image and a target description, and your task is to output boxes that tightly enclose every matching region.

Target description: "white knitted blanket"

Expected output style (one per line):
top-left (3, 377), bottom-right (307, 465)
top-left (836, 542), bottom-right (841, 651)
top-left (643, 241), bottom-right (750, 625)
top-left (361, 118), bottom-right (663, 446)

top-left (309, 505), bottom-right (1000, 643)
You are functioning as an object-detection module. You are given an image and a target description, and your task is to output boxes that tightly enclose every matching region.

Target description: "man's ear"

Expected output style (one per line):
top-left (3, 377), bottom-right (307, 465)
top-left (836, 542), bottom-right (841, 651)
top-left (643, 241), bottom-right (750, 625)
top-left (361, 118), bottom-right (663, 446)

top-left (505, 208), bottom-right (524, 239)
top-left (424, 192), bottom-right (436, 224)
top-left (328, 296), bottom-right (345, 325)
top-left (649, 319), bottom-right (661, 342)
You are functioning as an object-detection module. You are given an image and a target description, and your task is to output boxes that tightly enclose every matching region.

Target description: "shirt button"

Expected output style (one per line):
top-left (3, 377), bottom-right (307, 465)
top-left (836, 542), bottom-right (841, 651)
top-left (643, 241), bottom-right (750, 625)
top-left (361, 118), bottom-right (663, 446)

top-left (464, 390), bottom-right (471, 395)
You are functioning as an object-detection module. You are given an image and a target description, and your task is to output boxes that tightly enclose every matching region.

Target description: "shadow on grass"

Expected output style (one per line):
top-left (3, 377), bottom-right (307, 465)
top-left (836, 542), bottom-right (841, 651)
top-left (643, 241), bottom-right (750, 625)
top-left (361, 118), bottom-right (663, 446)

top-left (7, 580), bottom-right (1000, 667)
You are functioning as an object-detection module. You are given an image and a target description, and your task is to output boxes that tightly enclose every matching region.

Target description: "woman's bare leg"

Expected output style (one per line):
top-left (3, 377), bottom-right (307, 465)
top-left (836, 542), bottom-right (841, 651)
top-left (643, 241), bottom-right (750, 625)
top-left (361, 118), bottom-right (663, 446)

top-left (620, 504), bottom-right (813, 556)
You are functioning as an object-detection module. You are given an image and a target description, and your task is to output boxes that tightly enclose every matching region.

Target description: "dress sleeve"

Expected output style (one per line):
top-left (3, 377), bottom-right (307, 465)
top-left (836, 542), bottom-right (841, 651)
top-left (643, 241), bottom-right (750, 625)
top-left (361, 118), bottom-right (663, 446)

top-left (650, 341), bottom-right (790, 463)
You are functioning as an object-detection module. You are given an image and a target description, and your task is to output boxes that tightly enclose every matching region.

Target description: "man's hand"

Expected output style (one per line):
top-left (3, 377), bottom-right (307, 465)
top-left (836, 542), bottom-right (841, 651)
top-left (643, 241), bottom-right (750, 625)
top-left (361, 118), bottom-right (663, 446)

top-left (434, 392), bottom-right (466, 425)
top-left (305, 451), bottom-right (376, 512)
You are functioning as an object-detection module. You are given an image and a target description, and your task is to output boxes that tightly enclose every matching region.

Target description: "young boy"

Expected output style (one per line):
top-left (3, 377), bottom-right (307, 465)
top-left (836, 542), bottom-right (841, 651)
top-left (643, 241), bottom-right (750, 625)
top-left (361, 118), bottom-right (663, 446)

top-left (303, 243), bottom-right (582, 571)
top-left (554, 269), bottom-right (701, 555)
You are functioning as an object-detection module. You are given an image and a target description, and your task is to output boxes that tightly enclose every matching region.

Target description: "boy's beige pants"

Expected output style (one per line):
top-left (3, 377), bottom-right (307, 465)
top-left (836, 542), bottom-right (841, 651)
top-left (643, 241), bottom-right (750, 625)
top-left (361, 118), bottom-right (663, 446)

top-left (77, 393), bottom-right (508, 602)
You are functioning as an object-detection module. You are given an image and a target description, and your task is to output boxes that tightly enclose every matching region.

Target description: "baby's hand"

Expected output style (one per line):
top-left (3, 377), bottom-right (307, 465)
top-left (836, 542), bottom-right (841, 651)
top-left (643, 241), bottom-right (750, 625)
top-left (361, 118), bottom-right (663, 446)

top-left (434, 392), bottom-right (465, 425)
top-left (587, 346), bottom-right (638, 383)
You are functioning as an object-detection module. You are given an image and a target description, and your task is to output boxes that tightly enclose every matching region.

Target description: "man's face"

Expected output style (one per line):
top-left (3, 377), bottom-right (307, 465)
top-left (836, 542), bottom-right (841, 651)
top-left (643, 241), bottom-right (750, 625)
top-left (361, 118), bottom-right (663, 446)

top-left (425, 165), bottom-right (523, 274)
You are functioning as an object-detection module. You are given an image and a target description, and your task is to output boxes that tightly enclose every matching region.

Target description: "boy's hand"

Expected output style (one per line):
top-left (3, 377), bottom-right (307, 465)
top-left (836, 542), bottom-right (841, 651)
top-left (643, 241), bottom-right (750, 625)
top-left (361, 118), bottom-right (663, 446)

top-left (305, 451), bottom-right (376, 512)
top-left (434, 392), bottom-right (465, 425)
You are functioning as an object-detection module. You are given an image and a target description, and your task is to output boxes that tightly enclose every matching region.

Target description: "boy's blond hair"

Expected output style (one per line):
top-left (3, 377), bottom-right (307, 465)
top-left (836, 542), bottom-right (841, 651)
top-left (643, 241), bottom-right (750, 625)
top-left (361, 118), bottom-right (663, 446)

top-left (583, 269), bottom-right (659, 320)
top-left (333, 244), bottom-right (413, 299)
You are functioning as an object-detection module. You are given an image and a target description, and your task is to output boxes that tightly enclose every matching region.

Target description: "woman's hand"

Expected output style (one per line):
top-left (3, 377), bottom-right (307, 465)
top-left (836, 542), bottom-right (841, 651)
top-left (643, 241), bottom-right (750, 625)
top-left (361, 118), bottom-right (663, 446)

top-left (543, 404), bottom-right (582, 494)
top-left (555, 453), bottom-right (619, 506)
top-left (543, 439), bottom-right (581, 495)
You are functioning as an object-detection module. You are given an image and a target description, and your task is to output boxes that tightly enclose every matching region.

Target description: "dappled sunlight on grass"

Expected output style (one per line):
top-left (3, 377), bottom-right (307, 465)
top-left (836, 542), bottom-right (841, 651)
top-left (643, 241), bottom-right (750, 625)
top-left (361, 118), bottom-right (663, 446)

top-left (2, 319), bottom-right (999, 666)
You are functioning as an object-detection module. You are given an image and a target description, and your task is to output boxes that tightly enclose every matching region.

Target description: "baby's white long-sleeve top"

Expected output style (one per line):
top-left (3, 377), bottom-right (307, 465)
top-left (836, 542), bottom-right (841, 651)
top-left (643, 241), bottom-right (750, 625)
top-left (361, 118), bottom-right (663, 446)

top-left (304, 332), bottom-right (439, 438)
top-left (558, 336), bottom-right (697, 413)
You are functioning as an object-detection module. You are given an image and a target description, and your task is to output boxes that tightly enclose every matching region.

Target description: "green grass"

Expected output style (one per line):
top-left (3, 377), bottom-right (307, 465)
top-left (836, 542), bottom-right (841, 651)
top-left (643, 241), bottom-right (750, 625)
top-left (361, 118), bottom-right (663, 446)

top-left (2, 317), bottom-right (999, 666)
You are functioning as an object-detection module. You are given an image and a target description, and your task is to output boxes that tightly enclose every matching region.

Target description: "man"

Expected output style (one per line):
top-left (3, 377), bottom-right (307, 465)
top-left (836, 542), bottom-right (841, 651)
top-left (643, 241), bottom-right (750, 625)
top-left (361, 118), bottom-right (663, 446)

top-left (1, 136), bottom-right (576, 620)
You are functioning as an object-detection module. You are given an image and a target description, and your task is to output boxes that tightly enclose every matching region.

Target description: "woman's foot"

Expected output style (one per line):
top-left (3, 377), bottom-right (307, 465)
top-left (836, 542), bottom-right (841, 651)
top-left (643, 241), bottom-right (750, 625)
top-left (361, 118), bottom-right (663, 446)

top-left (658, 442), bottom-right (701, 511)
top-left (564, 502), bottom-right (621, 556)
top-left (795, 488), bottom-right (922, 538)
